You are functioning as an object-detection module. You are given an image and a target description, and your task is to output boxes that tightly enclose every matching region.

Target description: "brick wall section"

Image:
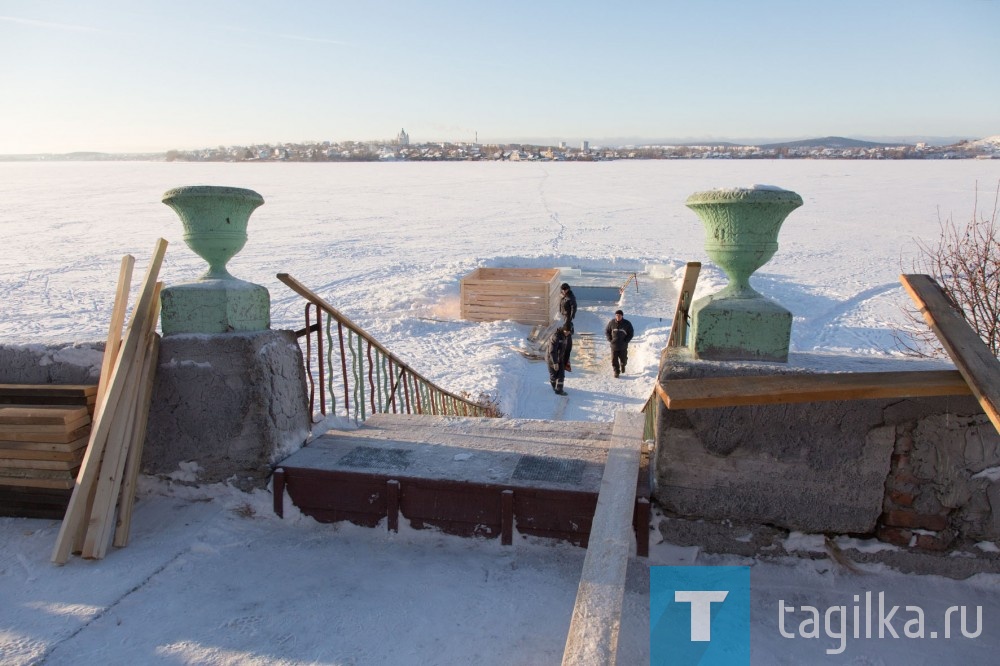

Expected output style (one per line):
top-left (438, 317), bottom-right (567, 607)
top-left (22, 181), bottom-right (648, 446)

top-left (878, 415), bottom-right (1000, 551)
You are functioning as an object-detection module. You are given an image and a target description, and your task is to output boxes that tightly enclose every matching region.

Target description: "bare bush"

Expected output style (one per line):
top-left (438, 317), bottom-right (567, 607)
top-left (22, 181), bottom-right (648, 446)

top-left (461, 390), bottom-right (505, 418)
top-left (896, 181), bottom-right (1000, 357)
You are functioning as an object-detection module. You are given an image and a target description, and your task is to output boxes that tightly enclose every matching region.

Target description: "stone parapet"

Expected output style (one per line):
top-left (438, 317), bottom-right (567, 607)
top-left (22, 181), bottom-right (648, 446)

top-left (143, 330), bottom-right (311, 489)
top-left (653, 349), bottom-right (999, 551)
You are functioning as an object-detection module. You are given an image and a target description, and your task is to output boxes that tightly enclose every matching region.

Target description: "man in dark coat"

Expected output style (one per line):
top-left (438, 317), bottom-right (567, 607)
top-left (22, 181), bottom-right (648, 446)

top-left (546, 323), bottom-right (572, 395)
top-left (558, 283), bottom-right (577, 369)
top-left (604, 309), bottom-right (634, 377)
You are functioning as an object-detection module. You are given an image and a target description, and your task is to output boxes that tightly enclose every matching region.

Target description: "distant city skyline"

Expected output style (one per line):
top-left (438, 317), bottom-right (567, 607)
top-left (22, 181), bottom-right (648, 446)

top-left (1, 1), bottom-right (998, 154)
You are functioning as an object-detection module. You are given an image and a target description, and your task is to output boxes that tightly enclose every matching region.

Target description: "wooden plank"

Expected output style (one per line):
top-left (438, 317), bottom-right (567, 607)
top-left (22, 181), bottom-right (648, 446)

top-left (0, 436), bottom-right (89, 453)
top-left (462, 281), bottom-right (549, 291)
top-left (655, 369), bottom-right (971, 410)
top-left (0, 486), bottom-right (72, 505)
top-left (0, 447), bottom-right (82, 462)
top-left (0, 467), bottom-right (77, 480)
top-left (1, 425), bottom-right (91, 444)
top-left (113, 329), bottom-right (161, 548)
top-left (0, 453), bottom-right (82, 471)
top-left (0, 385), bottom-right (98, 399)
top-left (95, 255), bottom-right (135, 423)
top-left (562, 411), bottom-right (644, 666)
top-left (667, 261), bottom-right (701, 348)
top-left (52, 238), bottom-right (167, 564)
top-left (83, 283), bottom-right (161, 559)
top-left (0, 476), bottom-right (75, 490)
top-left (0, 416), bottom-right (89, 435)
top-left (71, 254), bottom-right (133, 554)
top-left (901, 273), bottom-right (1000, 434)
top-left (469, 268), bottom-right (559, 281)
top-left (0, 405), bottom-right (90, 426)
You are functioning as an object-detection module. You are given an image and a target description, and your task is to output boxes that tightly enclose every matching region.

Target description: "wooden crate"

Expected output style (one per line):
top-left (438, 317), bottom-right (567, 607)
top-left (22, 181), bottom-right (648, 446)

top-left (460, 268), bottom-right (561, 325)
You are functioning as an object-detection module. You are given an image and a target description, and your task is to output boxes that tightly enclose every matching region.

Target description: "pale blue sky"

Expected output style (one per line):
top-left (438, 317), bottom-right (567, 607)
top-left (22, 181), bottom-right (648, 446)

top-left (1, 0), bottom-right (998, 153)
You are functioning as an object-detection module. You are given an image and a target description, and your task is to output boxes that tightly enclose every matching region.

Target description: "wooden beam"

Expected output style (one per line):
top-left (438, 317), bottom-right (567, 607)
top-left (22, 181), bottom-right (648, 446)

top-left (901, 273), bottom-right (1000, 434)
top-left (95, 255), bottom-right (134, 422)
top-left (52, 239), bottom-right (167, 564)
top-left (70, 257), bottom-right (135, 555)
top-left (82, 283), bottom-right (161, 559)
top-left (0, 385), bottom-right (97, 400)
top-left (562, 410), bottom-right (644, 666)
top-left (113, 329), bottom-right (161, 548)
top-left (656, 369), bottom-right (971, 410)
top-left (0, 406), bottom-right (90, 426)
top-left (666, 262), bottom-right (701, 348)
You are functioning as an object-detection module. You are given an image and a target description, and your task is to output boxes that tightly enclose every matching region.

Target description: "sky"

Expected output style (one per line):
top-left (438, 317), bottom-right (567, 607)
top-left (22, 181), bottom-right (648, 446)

top-left (4, 160), bottom-right (1000, 663)
top-left (1, 0), bottom-right (998, 154)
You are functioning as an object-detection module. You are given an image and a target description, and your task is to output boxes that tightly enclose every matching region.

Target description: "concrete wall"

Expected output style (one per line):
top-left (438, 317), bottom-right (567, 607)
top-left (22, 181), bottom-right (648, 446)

top-left (144, 330), bottom-right (311, 489)
top-left (1, 332), bottom-right (312, 490)
top-left (654, 349), bottom-right (1000, 550)
top-left (0, 342), bottom-right (104, 385)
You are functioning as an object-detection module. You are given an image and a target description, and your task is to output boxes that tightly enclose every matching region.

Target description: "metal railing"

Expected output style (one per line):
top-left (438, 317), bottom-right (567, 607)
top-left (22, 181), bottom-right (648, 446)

top-left (619, 271), bottom-right (639, 296)
top-left (278, 273), bottom-right (499, 422)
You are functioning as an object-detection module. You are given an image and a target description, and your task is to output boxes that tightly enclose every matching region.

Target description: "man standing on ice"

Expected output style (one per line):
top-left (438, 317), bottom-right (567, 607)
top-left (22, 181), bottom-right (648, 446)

top-left (546, 323), bottom-right (573, 395)
top-left (558, 283), bottom-right (577, 370)
top-left (604, 309), bottom-right (634, 377)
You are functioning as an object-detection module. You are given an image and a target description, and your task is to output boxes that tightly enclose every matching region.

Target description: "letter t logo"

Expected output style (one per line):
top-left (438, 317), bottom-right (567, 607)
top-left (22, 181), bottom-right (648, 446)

top-left (674, 590), bottom-right (729, 641)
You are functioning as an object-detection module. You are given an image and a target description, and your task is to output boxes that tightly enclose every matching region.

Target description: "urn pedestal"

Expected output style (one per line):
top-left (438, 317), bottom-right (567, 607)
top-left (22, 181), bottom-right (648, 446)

top-left (159, 186), bottom-right (270, 335)
top-left (686, 186), bottom-right (802, 362)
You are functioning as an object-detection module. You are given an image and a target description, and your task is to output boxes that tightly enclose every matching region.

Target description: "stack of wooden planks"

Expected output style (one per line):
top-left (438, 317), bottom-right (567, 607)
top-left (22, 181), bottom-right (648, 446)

top-left (51, 239), bottom-right (167, 563)
top-left (0, 385), bottom-right (98, 518)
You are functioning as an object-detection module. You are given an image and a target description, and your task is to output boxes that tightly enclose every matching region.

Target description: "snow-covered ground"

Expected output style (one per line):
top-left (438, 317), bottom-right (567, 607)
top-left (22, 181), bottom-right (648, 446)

top-left (2, 160), bottom-right (1000, 664)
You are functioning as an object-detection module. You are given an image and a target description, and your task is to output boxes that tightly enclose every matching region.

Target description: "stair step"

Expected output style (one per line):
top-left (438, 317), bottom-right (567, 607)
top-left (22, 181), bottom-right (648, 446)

top-left (275, 413), bottom-right (650, 554)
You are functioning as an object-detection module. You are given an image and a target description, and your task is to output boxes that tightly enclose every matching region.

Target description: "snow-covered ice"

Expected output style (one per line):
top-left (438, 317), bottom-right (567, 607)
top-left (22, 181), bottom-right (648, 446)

top-left (2, 159), bottom-right (1000, 664)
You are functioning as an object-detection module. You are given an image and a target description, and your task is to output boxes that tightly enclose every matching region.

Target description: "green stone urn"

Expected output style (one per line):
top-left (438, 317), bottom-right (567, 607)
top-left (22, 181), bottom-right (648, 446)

top-left (159, 186), bottom-right (271, 335)
top-left (685, 186), bottom-right (803, 362)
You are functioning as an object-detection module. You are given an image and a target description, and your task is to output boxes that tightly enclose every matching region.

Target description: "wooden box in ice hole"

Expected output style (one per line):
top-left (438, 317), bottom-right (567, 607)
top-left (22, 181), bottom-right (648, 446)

top-left (460, 267), bottom-right (561, 326)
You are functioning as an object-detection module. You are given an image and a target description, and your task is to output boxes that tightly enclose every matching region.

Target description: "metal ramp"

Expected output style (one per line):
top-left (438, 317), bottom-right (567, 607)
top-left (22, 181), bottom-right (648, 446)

top-left (273, 413), bottom-right (650, 555)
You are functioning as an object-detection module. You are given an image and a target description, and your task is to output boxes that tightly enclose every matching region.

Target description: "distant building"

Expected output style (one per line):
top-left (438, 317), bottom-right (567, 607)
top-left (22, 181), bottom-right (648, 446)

top-left (581, 141), bottom-right (590, 152)
top-left (397, 128), bottom-right (410, 146)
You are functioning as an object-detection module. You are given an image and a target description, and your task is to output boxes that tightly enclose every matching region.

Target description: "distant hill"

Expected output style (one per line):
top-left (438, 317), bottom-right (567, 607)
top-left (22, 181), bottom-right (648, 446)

top-left (970, 135), bottom-right (1000, 151)
top-left (758, 136), bottom-right (913, 150)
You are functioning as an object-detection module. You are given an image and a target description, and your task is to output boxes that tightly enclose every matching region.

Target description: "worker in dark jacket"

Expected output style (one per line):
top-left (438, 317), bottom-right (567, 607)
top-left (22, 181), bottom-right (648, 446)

top-left (604, 309), bottom-right (634, 377)
top-left (558, 283), bottom-right (577, 369)
top-left (546, 323), bottom-right (573, 395)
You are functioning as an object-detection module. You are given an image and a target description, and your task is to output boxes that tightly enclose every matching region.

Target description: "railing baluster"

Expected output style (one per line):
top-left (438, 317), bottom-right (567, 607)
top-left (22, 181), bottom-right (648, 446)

top-left (380, 353), bottom-right (391, 413)
top-left (304, 303), bottom-right (316, 416)
top-left (279, 273), bottom-right (496, 423)
top-left (337, 321), bottom-right (349, 419)
top-left (353, 333), bottom-right (365, 421)
top-left (387, 359), bottom-right (398, 413)
top-left (402, 372), bottom-right (411, 414)
top-left (413, 378), bottom-right (423, 414)
top-left (366, 341), bottom-right (376, 414)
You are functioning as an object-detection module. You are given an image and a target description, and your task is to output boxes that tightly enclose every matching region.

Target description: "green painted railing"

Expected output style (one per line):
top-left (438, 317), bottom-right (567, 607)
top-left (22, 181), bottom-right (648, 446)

top-left (640, 389), bottom-right (658, 441)
top-left (278, 273), bottom-right (499, 422)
